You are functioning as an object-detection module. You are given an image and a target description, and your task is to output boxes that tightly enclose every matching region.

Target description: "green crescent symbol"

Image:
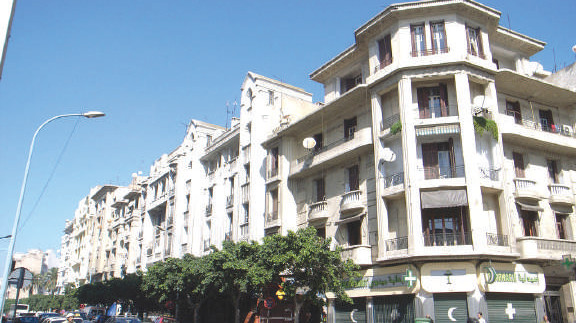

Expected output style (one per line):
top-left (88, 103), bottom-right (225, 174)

top-left (484, 266), bottom-right (496, 284)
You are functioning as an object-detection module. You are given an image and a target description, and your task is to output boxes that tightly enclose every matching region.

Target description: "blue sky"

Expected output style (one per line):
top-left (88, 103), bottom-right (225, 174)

top-left (0, 0), bottom-right (574, 269)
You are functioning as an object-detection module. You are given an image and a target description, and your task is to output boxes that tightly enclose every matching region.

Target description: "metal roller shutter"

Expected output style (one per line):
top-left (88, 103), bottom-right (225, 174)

top-left (334, 298), bottom-right (367, 323)
top-left (434, 293), bottom-right (469, 323)
top-left (486, 293), bottom-right (536, 323)
top-left (373, 294), bottom-right (415, 323)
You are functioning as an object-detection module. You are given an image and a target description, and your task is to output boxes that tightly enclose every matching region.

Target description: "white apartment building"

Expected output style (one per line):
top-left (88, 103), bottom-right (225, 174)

top-left (59, 1), bottom-right (576, 321)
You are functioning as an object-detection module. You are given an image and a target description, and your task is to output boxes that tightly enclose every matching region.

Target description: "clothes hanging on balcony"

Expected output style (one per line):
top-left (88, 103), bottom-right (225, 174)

top-left (421, 189), bottom-right (467, 208)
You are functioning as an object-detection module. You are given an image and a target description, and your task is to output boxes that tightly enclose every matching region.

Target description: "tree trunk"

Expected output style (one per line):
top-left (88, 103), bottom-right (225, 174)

top-left (232, 291), bottom-right (241, 323)
top-left (293, 298), bottom-right (304, 323)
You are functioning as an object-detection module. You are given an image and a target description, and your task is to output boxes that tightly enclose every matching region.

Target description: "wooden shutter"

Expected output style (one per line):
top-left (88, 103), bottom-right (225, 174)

top-left (422, 143), bottom-right (439, 179)
top-left (349, 165), bottom-right (359, 191)
top-left (465, 25), bottom-right (471, 55)
top-left (440, 83), bottom-right (449, 116)
top-left (410, 25), bottom-right (417, 56)
top-left (417, 87), bottom-right (430, 119)
top-left (316, 178), bottom-right (325, 202)
top-left (448, 137), bottom-right (456, 177)
top-left (513, 152), bottom-right (525, 178)
top-left (476, 27), bottom-right (484, 58)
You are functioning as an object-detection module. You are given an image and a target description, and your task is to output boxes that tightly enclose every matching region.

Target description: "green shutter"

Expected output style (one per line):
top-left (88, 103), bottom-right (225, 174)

top-left (486, 293), bottom-right (536, 323)
top-left (434, 293), bottom-right (469, 323)
top-left (335, 298), bottom-right (367, 323)
top-left (373, 295), bottom-right (415, 323)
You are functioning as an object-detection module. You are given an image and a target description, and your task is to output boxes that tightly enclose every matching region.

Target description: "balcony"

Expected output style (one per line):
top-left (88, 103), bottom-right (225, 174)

top-left (486, 233), bottom-right (509, 247)
top-left (265, 211), bottom-right (280, 228)
top-left (416, 104), bottom-right (458, 120)
top-left (420, 165), bottom-right (465, 180)
top-left (479, 167), bottom-right (500, 181)
top-left (500, 112), bottom-right (576, 151)
top-left (308, 201), bottom-right (329, 222)
top-left (386, 236), bottom-right (408, 251)
top-left (380, 113), bottom-right (400, 132)
top-left (423, 232), bottom-right (472, 247)
top-left (340, 190), bottom-right (365, 215)
top-left (517, 236), bottom-right (576, 261)
top-left (267, 167), bottom-right (279, 181)
top-left (513, 178), bottom-right (540, 200)
top-left (242, 183), bottom-right (250, 204)
top-left (340, 245), bottom-right (372, 265)
top-left (411, 47), bottom-right (450, 57)
top-left (205, 203), bottom-right (213, 216)
top-left (291, 127), bottom-right (373, 177)
top-left (549, 184), bottom-right (574, 205)
top-left (226, 195), bottom-right (234, 208)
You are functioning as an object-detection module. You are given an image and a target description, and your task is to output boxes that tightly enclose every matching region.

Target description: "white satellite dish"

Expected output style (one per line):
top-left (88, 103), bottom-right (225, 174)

top-left (302, 137), bottom-right (316, 149)
top-left (382, 147), bottom-right (396, 162)
top-left (572, 45), bottom-right (576, 54)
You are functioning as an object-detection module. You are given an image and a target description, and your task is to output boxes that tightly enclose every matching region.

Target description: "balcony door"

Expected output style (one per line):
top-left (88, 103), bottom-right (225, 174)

top-left (521, 210), bottom-right (538, 237)
top-left (417, 84), bottom-right (448, 118)
top-left (422, 139), bottom-right (455, 179)
top-left (422, 206), bottom-right (469, 246)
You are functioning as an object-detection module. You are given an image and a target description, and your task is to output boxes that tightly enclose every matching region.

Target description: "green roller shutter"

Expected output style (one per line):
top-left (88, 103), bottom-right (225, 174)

top-left (434, 293), bottom-right (469, 323)
top-left (335, 298), bottom-right (366, 323)
top-left (373, 294), bottom-right (415, 323)
top-left (486, 293), bottom-right (536, 323)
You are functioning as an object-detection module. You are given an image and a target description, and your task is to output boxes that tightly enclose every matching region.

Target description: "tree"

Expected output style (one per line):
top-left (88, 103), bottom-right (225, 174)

top-left (179, 254), bottom-right (211, 323)
top-left (44, 268), bottom-right (59, 295)
top-left (260, 227), bottom-right (359, 323)
top-left (204, 241), bottom-right (272, 323)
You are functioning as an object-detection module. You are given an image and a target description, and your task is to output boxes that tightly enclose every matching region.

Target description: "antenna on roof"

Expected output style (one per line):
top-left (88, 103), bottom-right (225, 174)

top-left (225, 101), bottom-right (230, 129)
top-left (506, 13), bottom-right (511, 30)
top-left (553, 48), bottom-right (557, 73)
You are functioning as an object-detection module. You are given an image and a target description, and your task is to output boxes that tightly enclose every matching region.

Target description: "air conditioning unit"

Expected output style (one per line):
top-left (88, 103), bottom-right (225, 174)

top-left (562, 125), bottom-right (573, 136)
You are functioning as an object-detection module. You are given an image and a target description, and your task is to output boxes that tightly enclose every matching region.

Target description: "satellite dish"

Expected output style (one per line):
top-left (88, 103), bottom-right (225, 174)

top-left (302, 137), bottom-right (316, 149)
top-left (573, 45), bottom-right (576, 54)
top-left (382, 147), bottom-right (396, 162)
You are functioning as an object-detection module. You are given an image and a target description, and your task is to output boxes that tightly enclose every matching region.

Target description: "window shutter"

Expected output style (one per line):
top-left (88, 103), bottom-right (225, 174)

top-left (513, 152), bottom-right (525, 178)
top-left (448, 137), bottom-right (456, 177)
top-left (440, 83), bottom-right (449, 116)
top-left (410, 26), bottom-right (417, 56)
top-left (465, 25), bottom-right (471, 55)
top-left (476, 27), bottom-right (484, 58)
top-left (417, 87), bottom-right (429, 118)
top-left (422, 143), bottom-right (439, 179)
top-left (429, 22), bottom-right (436, 53)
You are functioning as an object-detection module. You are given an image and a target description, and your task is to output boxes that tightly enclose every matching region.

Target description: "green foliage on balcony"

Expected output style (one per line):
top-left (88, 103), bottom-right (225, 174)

top-left (390, 120), bottom-right (402, 135)
top-left (473, 116), bottom-right (498, 140)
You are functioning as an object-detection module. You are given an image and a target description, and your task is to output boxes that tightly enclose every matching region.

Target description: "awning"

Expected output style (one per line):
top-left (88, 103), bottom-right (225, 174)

top-left (336, 213), bottom-right (365, 225)
top-left (421, 189), bottom-right (468, 209)
top-left (516, 201), bottom-right (544, 212)
top-left (551, 204), bottom-right (573, 214)
top-left (415, 124), bottom-right (460, 137)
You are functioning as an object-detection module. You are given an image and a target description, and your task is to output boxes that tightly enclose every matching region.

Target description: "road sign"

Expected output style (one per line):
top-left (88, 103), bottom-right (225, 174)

top-left (8, 267), bottom-right (33, 289)
top-left (264, 297), bottom-right (276, 309)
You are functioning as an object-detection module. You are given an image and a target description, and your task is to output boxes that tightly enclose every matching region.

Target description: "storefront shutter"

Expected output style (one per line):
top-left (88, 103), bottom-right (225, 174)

top-left (434, 293), bottom-right (468, 323)
top-left (334, 298), bottom-right (366, 323)
top-left (373, 294), bottom-right (415, 323)
top-left (486, 293), bottom-right (536, 323)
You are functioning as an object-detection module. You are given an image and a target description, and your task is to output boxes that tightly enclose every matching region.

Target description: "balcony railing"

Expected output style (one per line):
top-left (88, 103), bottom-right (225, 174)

top-left (266, 211), bottom-right (279, 223)
top-left (417, 104), bottom-right (457, 119)
top-left (297, 132), bottom-right (358, 164)
top-left (226, 195), bottom-right (234, 207)
top-left (386, 236), bottom-right (408, 251)
top-left (517, 236), bottom-right (576, 260)
top-left (505, 111), bottom-right (575, 138)
top-left (549, 184), bottom-right (572, 197)
top-left (411, 47), bottom-right (450, 57)
top-left (423, 231), bottom-right (472, 247)
top-left (479, 167), bottom-right (500, 181)
top-left (383, 172), bottom-right (404, 188)
top-left (373, 57), bottom-right (393, 73)
top-left (420, 165), bottom-right (465, 180)
top-left (380, 114), bottom-right (400, 131)
top-left (308, 200), bottom-right (328, 221)
top-left (486, 233), bottom-right (508, 247)
top-left (267, 167), bottom-right (279, 179)
top-left (205, 203), bottom-right (213, 216)
top-left (513, 178), bottom-right (538, 198)
top-left (340, 190), bottom-right (364, 215)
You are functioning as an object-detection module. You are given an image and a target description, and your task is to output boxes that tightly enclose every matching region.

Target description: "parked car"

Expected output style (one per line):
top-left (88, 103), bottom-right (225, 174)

top-left (14, 316), bottom-right (39, 323)
top-left (104, 317), bottom-right (141, 323)
top-left (152, 317), bottom-right (174, 323)
top-left (38, 313), bottom-right (60, 323)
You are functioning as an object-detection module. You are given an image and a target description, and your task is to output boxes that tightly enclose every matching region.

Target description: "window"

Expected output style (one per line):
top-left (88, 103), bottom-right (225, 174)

top-left (555, 213), bottom-right (568, 239)
top-left (313, 133), bottom-right (324, 152)
top-left (430, 21), bottom-right (447, 54)
top-left (411, 24), bottom-right (426, 56)
top-left (268, 90), bottom-right (274, 105)
top-left (417, 84), bottom-right (449, 118)
top-left (521, 210), bottom-right (538, 237)
top-left (269, 189), bottom-right (279, 220)
top-left (206, 135), bottom-right (212, 147)
top-left (547, 160), bottom-right (559, 183)
top-left (347, 165), bottom-right (360, 192)
top-left (347, 220), bottom-right (362, 246)
top-left (378, 34), bottom-right (393, 67)
top-left (506, 101), bottom-right (522, 124)
top-left (268, 147), bottom-right (279, 178)
top-left (422, 139), bottom-right (456, 179)
top-left (341, 74), bottom-right (362, 93)
top-left (242, 203), bottom-right (249, 224)
top-left (423, 207), bottom-right (470, 246)
top-left (316, 226), bottom-right (326, 240)
top-left (244, 163), bottom-right (250, 182)
top-left (314, 178), bottom-right (325, 202)
top-left (466, 25), bottom-right (484, 58)
top-left (344, 117), bottom-right (357, 140)
top-left (539, 109), bottom-right (555, 132)
top-left (513, 152), bottom-right (525, 178)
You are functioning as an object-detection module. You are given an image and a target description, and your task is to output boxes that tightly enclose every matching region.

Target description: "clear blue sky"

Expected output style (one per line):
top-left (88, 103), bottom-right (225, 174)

top-left (0, 0), bottom-right (574, 269)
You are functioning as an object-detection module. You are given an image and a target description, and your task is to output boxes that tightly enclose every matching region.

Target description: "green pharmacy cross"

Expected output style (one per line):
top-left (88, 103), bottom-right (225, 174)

top-left (404, 268), bottom-right (417, 287)
top-left (561, 256), bottom-right (575, 271)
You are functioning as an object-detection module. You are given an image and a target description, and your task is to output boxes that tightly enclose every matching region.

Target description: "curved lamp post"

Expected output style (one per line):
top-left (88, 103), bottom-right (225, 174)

top-left (0, 111), bottom-right (105, 314)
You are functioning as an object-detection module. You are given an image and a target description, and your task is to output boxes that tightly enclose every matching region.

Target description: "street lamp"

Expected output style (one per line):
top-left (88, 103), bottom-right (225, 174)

top-left (0, 111), bottom-right (105, 314)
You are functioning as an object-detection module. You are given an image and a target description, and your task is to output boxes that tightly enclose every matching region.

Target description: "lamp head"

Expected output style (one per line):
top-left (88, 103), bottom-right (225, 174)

top-left (83, 111), bottom-right (106, 118)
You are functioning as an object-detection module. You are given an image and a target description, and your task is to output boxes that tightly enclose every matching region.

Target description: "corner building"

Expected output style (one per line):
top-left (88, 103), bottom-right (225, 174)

top-left (264, 1), bottom-right (576, 322)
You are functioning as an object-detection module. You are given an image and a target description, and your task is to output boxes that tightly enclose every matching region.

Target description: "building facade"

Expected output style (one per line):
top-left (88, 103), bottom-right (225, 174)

top-left (59, 1), bottom-right (576, 322)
